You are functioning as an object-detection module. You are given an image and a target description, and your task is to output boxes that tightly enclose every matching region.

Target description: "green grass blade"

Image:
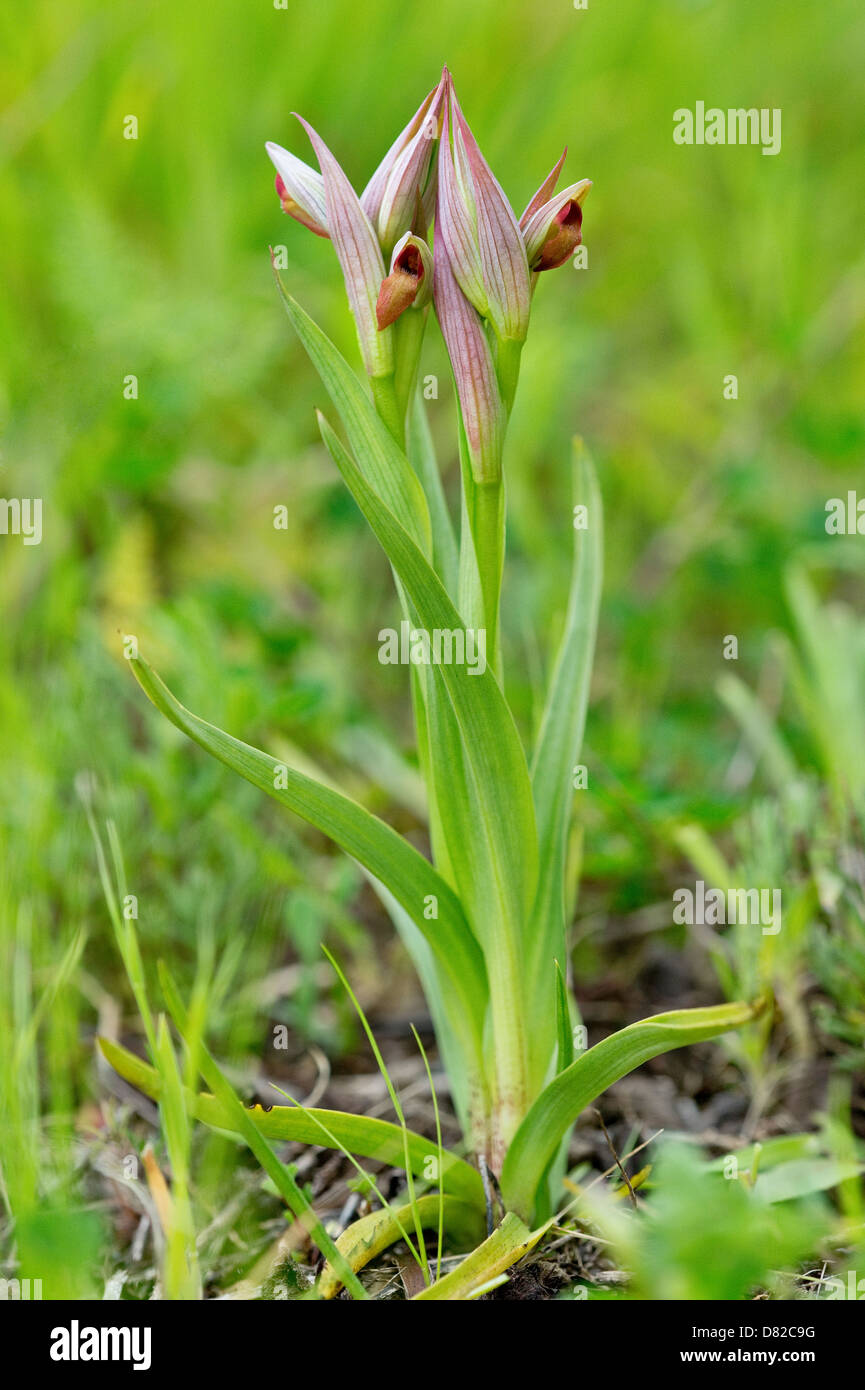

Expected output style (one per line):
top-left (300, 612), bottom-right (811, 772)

top-left (501, 997), bottom-right (768, 1221)
top-left (155, 968), bottom-right (369, 1300)
top-left (80, 792), bottom-right (158, 1059)
top-left (127, 648), bottom-right (487, 1050)
top-left (153, 1017), bottom-right (201, 1300)
top-left (717, 672), bottom-right (799, 792)
top-left (412, 1024), bottom-right (446, 1283)
top-left (323, 947), bottom-right (430, 1285)
top-left (97, 1036), bottom-right (485, 1208)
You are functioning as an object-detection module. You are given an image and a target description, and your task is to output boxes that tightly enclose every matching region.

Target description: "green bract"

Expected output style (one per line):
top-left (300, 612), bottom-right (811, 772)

top-left (104, 70), bottom-right (763, 1299)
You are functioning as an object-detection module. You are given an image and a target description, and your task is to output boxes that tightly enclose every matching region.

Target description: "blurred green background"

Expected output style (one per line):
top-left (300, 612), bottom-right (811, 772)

top-left (1, 0), bottom-right (864, 1296)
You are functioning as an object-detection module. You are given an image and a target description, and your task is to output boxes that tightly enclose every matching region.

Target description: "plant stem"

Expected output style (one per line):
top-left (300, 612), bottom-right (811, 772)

top-left (486, 943), bottom-right (529, 1167)
top-left (370, 372), bottom-right (405, 448)
top-left (465, 473), bottom-right (505, 680)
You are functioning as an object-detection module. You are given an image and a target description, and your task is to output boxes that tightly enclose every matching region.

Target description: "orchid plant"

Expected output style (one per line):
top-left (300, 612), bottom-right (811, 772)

top-left (102, 69), bottom-right (764, 1298)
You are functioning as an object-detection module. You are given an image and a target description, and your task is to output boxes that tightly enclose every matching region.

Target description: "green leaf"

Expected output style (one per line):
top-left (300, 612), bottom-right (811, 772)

top-left (319, 1195), bottom-right (485, 1299)
top-left (750, 1158), bottom-right (863, 1205)
top-left (98, 1036), bottom-right (485, 1208)
top-left (153, 1017), bottom-right (201, 1300)
top-left (500, 997), bottom-right (767, 1221)
top-left (274, 276), bottom-right (431, 554)
top-left (127, 649), bottom-right (487, 1066)
top-left (555, 961), bottom-right (574, 1073)
top-left (413, 1212), bottom-right (550, 1300)
top-left (717, 672), bottom-right (798, 793)
top-left (316, 410), bottom-right (539, 1137)
top-left (316, 415), bottom-right (538, 923)
top-left (408, 392), bottom-right (459, 601)
top-left (528, 443), bottom-right (602, 1085)
top-left (155, 973), bottom-right (368, 1300)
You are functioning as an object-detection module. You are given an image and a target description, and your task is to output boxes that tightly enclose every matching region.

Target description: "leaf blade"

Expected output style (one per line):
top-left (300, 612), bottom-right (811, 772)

top-left (500, 997), bottom-right (768, 1220)
top-left (274, 276), bottom-right (431, 552)
top-left (98, 1036), bottom-right (485, 1208)
top-left (527, 443), bottom-right (602, 1083)
top-left (127, 649), bottom-right (487, 1060)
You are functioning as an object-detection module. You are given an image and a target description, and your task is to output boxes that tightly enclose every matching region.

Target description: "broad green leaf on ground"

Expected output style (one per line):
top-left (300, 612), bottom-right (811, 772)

top-left (413, 1212), bottom-right (551, 1300)
top-left (749, 1158), bottom-right (863, 1205)
top-left (319, 1195), bottom-right (485, 1299)
top-left (98, 1037), bottom-right (484, 1208)
top-left (500, 998), bottom-right (767, 1220)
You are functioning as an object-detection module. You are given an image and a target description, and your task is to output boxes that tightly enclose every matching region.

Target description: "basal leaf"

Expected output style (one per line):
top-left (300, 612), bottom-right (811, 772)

top-left (319, 1195), bottom-right (484, 1299)
top-left (98, 1036), bottom-right (485, 1208)
top-left (413, 1211), bottom-right (550, 1300)
top-left (500, 997), bottom-right (767, 1220)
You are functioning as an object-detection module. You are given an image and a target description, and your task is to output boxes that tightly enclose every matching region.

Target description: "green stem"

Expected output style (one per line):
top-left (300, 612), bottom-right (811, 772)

top-left (466, 476), bottom-right (505, 680)
top-left (370, 372), bottom-right (405, 449)
top-left (393, 308), bottom-right (428, 423)
top-left (494, 336), bottom-right (524, 416)
top-left (486, 942), bottom-right (530, 1167)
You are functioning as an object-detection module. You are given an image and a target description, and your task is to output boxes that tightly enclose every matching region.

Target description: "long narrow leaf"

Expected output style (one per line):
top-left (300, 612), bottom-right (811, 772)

top-left (413, 1211), bottom-right (550, 1300)
top-left (274, 274), bottom-right (431, 554)
top-left (408, 393), bottom-right (459, 600)
top-left (127, 650), bottom-right (487, 1061)
top-left (315, 413), bottom-right (538, 935)
top-left (316, 410), bottom-right (539, 1136)
top-left (319, 1196), bottom-right (484, 1299)
top-left (98, 1036), bottom-right (485, 1208)
top-left (501, 997), bottom-right (767, 1220)
top-left (527, 443), bottom-right (602, 1085)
